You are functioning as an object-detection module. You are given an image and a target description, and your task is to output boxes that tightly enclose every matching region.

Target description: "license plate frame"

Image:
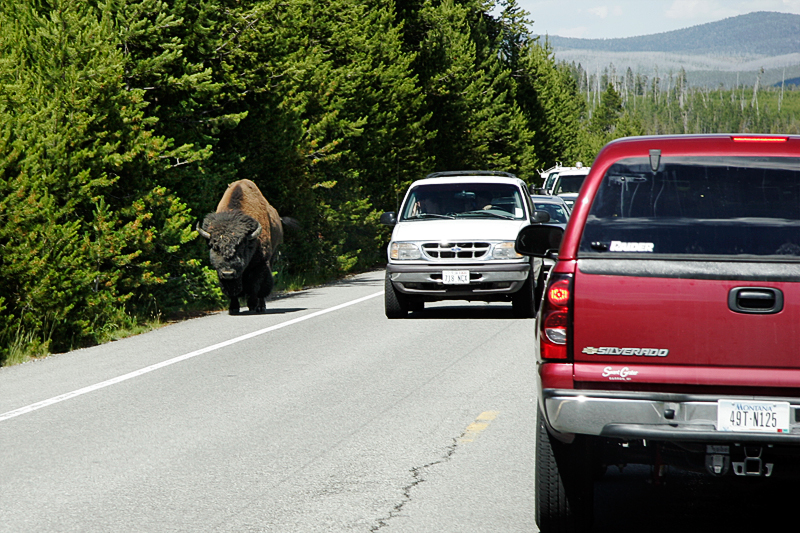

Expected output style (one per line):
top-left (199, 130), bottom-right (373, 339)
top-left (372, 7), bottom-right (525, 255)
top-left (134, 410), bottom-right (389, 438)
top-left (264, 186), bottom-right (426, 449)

top-left (442, 270), bottom-right (470, 285)
top-left (717, 399), bottom-right (791, 433)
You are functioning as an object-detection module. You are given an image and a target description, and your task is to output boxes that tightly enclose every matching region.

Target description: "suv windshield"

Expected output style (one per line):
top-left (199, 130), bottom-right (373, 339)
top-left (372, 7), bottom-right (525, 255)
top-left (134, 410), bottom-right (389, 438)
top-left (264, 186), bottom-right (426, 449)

top-left (579, 156), bottom-right (800, 258)
top-left (401, 183), bottom-right (527, 221)
top-left (534, 202), bottom-right (569, 223)
top-left (543, 172), bottom-right (560, 192)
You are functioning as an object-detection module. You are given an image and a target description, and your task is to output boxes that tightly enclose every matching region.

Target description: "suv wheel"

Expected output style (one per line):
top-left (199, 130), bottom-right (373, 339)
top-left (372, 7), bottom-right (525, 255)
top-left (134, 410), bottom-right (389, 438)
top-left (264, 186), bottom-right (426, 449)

top-left (535, 407), bottom-right (594, 533)
top-left (512, 271), bottom-right (537, 318)
top-left (385, 272), bottom-right (409, 318)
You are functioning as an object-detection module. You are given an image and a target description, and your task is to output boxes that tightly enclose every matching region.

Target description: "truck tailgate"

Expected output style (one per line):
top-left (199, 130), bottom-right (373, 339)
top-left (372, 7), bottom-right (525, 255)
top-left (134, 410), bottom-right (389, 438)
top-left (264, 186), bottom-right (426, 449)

top-left (572, 261), bottom-right (800, 373)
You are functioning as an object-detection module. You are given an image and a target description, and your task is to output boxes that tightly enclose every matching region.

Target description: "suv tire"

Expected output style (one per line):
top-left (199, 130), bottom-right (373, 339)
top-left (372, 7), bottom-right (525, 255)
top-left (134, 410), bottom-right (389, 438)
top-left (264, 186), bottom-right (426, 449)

top-left (409, 300), bottom-right (425, 313)
top-left (512, 270), bottom-right (537, 318)
top-left (385, 272), bottom-right (409, 318)
top-left (535, 408), bottom-right (594, 533)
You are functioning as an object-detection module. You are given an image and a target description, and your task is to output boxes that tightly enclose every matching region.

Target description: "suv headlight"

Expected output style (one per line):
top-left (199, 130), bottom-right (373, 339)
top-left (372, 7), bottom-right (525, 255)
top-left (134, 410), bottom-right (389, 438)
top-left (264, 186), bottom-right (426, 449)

top-left (492, 241), bottom-right (522, 259)
top-left (390, 242), bottom-right (421, 260)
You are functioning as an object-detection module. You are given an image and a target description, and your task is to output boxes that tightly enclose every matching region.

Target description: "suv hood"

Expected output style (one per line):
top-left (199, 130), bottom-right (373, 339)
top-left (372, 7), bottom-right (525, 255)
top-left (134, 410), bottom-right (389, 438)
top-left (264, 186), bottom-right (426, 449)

top-left (392, 218), bottom-right (529, 242)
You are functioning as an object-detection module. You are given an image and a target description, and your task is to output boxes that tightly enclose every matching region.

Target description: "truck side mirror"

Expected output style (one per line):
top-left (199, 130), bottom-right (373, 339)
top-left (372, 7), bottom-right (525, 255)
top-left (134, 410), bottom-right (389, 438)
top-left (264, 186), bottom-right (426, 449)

top-left (515, 224), bottom-right (564, 257)
top-left (380, 212), bottom-right (397, 226)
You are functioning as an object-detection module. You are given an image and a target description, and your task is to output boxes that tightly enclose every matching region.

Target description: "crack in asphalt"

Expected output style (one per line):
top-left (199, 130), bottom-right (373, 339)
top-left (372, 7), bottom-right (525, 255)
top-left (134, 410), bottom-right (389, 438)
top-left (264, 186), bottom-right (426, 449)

top-left (370, 436), bottom-right (460, 532)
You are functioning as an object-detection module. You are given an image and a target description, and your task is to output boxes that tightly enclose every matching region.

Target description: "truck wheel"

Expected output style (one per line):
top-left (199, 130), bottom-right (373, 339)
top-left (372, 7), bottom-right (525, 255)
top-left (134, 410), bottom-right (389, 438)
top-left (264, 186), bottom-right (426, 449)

top-left (535, 408), bottom-right (594, 533)
top-left (385, 272), bottom-right (408, 318)
top-left (512, 271), bottom-right (536, 318)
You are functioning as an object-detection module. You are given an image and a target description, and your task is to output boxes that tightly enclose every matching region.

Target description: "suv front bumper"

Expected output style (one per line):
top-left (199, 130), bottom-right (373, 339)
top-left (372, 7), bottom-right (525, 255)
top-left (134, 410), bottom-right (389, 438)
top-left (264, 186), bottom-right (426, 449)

top-left (386, 262), bottom-right (531, 298)
top-left (543, 389), bottom-right (800, 444)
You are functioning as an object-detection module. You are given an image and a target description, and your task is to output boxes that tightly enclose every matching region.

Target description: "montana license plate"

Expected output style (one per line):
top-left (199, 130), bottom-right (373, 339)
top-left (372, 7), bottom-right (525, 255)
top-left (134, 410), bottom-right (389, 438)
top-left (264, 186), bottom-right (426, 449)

top-left (717, 399), bottom-right (791, 433)
top-left (442, 270), bottom-right (470, 285)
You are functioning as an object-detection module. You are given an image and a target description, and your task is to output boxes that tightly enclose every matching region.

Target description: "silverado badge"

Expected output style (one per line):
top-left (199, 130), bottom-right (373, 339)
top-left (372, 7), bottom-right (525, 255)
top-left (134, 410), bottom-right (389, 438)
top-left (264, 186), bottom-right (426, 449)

top-left (582, 346), bottom-right (669, 357)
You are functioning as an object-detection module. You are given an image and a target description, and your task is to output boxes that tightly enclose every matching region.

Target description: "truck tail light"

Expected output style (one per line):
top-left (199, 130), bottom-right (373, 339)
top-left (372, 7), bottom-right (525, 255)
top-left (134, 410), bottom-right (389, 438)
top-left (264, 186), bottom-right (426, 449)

top-left (539, 274), bottom-right (573, 360)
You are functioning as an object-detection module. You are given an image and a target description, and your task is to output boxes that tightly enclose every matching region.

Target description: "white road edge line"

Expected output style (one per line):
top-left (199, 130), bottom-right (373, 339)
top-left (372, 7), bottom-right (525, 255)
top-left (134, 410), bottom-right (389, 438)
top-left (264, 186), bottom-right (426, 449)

top-left (0, 290), bottom-right (384, 423)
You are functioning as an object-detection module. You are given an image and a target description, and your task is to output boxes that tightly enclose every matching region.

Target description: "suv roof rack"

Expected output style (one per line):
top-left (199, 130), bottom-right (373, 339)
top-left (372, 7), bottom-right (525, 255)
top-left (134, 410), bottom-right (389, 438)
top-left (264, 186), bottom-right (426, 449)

top-left (424, 170), bottom-right (518, 179)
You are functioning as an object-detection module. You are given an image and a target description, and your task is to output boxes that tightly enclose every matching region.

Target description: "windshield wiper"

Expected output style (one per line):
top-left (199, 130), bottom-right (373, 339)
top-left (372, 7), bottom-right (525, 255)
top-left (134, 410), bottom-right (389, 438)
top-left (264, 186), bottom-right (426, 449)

top-left (407, 213), bottom-right (456, 220)
top-left (459, 210), bottom-right (514, 220)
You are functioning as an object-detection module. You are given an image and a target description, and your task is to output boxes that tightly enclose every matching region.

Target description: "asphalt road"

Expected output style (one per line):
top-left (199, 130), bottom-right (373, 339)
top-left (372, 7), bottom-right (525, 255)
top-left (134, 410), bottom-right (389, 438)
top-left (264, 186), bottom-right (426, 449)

top-left (0, 270), bottom-right (538, 532)
top-left (3, 269), bottom-right (795, 533)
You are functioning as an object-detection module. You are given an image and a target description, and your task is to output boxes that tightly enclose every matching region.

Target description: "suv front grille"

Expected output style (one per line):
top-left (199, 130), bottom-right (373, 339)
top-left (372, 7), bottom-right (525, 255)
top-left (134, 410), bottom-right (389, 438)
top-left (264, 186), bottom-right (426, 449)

top-left (422, 242), bottom-right (491, 260)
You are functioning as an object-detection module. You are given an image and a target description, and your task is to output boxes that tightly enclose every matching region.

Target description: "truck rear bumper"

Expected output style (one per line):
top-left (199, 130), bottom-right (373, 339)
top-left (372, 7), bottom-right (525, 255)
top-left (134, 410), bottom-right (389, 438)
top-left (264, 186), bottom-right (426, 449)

top-left (543, 389), bottom-right (800, 444)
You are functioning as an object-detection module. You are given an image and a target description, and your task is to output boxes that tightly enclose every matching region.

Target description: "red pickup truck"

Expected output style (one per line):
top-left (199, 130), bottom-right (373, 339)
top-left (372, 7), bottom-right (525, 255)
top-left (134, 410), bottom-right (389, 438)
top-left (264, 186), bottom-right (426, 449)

top-left (516, 134), bottom-right (800, 532)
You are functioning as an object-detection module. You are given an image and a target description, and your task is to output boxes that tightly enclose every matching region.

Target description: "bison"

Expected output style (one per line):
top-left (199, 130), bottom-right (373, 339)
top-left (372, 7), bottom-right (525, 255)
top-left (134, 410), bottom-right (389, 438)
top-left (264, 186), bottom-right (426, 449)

top-left (196, 179), bottom-right (288, 315)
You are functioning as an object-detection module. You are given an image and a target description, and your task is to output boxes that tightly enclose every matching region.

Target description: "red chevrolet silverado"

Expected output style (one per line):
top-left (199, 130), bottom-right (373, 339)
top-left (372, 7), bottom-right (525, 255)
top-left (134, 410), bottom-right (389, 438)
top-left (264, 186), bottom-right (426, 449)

top-left (515, 134), bottom-right (800, 532)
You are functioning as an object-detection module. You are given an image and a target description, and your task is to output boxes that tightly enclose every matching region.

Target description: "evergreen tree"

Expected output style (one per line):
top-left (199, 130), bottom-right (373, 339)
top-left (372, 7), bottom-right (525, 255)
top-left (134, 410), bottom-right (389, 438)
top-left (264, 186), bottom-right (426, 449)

top-left (114, 0), bottom-right (243, 216)
top-left (590, 83), bottom-right (624, 134)
top-left (515, 38), bottom-right (587, 171)
top-left (0, 0), bottom-right (217, 361)
top-left (411, 0), bottom-right (534, 175)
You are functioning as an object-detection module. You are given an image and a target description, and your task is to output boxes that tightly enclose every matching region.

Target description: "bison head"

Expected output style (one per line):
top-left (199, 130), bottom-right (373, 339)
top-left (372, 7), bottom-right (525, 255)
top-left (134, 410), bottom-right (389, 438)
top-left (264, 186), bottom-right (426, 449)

top-left (197, 211), bottom-right (262, 284)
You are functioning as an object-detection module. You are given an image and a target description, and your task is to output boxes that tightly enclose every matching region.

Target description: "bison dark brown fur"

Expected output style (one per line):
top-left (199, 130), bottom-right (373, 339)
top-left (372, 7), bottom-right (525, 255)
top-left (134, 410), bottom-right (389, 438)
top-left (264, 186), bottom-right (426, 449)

top-left (197, 179), bottom-right (285, 314)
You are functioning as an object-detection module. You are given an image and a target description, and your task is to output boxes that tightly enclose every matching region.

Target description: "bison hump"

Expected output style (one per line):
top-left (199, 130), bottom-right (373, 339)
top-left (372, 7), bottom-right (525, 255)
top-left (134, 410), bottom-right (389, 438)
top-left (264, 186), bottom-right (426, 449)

top-left (215, 179), bottom-right (283, 257)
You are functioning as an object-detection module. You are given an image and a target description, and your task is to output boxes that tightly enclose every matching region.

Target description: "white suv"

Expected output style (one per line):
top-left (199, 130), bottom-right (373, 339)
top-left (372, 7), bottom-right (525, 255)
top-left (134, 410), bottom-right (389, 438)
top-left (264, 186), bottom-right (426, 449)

top-left (551, 166), bottom-right (590, 209)
top-left (380, 171), bottom-right (546, 318)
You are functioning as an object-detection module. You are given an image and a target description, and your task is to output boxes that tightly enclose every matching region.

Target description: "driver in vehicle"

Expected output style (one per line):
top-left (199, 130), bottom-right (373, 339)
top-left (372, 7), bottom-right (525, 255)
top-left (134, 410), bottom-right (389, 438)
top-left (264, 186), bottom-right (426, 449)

top-left (411, 194), bottom-right (441, 216)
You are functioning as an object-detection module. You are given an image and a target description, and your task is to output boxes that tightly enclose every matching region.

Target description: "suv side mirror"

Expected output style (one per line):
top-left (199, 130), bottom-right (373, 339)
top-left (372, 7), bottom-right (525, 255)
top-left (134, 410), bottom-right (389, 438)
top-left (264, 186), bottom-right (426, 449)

top-left (515, 224), bottom-right (564, 257)
top-left (380, 212), bottom-right (397, 226)
top-left (531, 210), bottom-right (551, 224)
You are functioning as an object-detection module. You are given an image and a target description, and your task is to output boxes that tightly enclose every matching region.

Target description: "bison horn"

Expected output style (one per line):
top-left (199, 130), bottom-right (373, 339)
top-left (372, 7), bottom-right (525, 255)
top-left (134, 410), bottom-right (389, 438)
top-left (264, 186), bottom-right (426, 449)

top-left (196, 222), bottom-right (211, 239)
top-left (248, 221), bottom-right (262, 240)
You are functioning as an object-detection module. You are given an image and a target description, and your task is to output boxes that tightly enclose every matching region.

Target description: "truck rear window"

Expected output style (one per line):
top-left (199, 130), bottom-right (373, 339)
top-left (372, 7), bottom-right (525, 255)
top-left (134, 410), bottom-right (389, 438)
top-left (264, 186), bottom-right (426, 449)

top-left (579, 156), bottom-right (800, 259)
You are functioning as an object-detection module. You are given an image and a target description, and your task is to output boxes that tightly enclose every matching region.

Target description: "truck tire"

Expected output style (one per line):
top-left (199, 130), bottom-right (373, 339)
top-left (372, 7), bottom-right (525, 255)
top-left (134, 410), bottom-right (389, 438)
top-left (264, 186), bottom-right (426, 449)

top-left (385, 272), bottom-right (408, 318)
top-left (535, 408), bottom-right (594, 533)
top-left (512, 271), bottom-right (537, 318)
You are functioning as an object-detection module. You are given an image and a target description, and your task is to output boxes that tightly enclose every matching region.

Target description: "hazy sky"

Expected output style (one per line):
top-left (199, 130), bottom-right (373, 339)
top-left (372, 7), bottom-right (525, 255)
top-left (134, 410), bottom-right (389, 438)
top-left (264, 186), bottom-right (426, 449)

top-left (515, 0), bottom-right (800, 39)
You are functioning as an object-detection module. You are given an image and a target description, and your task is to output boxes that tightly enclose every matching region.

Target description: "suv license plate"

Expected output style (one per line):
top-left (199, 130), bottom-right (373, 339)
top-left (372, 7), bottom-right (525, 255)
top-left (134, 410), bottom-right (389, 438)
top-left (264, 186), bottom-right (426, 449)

top-left (717, 400), bottom-right (791, 433)
top-left (442, 270), bottom-right (470, 285)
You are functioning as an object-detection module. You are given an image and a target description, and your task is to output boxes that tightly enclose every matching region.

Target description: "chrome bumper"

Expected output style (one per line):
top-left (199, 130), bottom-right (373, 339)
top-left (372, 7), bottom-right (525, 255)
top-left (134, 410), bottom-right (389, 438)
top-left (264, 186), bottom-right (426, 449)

top-left (386, 262), bottom-right (530, 296)
top-left (543, 390), bottom-right (800, 444)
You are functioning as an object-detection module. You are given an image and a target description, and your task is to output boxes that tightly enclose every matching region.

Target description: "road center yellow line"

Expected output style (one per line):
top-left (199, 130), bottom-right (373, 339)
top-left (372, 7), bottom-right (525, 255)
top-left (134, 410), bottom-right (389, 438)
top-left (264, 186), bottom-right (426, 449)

top-left (458, 411), bottom-right (500, 442)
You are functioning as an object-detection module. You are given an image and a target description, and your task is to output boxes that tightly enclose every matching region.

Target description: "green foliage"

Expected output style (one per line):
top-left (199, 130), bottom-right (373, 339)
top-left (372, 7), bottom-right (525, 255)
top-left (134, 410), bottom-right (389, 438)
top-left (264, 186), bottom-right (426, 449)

top-left (408, 0), bottom-right (535, 175)
top-left (514, 37), bottom-right (587, 171)
top-left (0, 0), bottom-right (222, 363)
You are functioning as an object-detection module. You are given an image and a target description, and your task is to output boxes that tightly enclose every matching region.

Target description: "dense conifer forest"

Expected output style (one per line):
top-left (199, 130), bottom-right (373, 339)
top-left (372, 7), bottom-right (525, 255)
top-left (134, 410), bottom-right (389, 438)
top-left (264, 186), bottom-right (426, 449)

top-left (1, 0), bottom-right (798, 364)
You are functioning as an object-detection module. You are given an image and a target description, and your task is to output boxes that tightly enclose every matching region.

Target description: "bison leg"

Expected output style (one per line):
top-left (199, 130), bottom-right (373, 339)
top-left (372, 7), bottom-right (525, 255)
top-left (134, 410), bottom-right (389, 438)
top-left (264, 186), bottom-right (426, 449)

top-left (246, 295), bottom-right (267, 313)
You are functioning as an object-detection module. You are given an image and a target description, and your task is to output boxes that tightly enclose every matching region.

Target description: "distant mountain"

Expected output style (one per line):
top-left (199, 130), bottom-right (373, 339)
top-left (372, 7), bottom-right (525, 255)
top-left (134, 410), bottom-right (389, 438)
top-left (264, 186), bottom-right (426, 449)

top-left (541, 11), bottom-right (800, 56)
top-left (536, 12), bottom-right (800, 88)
